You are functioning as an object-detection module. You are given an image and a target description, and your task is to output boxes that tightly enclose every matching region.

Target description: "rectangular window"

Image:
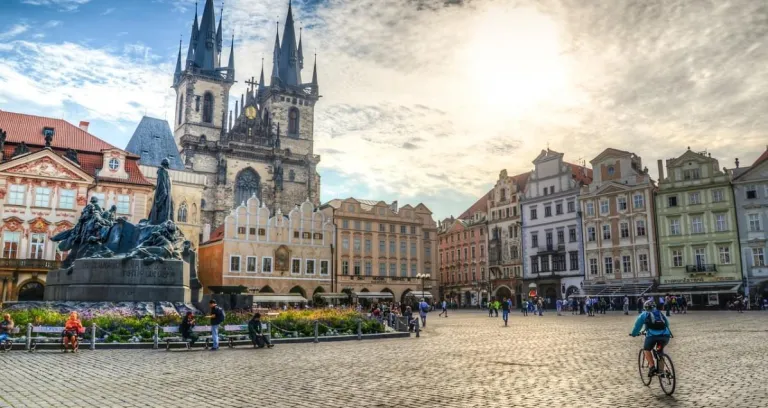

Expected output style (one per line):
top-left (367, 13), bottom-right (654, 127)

top-left (541, 256), bottom-right (549, 272)
top-left (638, 254), bottom-right (648, 272)
top-left (544, 206), bottom-right (552, 217)
top-left (342, 237), bottom-right (349, 250)
top-left (410, 242), bottom-right (416, 256)
top-left (400, 263), bottom-right (407, 277)
top-left (589, 258), bottom-right (598, 275)
top-left (617, 197), bottom-right (627, 211)
top-left (390, 224), bottom-right (395, 233)
top-left (587, 227), bottom-right (596, 242)
top-left (250, 228), bottom-right (257, 236)
top-left (530, 208), bottom-right (537, 220)
top-left (746, 184), bottom-right (757, 199)
top-left (567, 201), bottom-right (575, 213)
top-left (570, 251), bottom-right (578, 270)
top-left (694, 248), bottom-right (707, 267)
top-left (400, 225), bottom-right (407, 234)
top-left (636, 220), bottom-right (646, 236)
top-left (320, 260), bottom-right (329, 275)
top-left (400, 241), bottom-right (406, 256)
top-left (480, 245), bottom-right (484, 257)
top-left (379, 240), bottom-right (385, 253)
top-left (555, 203), bottom-right (563, 215)
top-left (8, 184), bottom-right (26, 206)
top-left (292, 258), bottom-right (301, 274)
top-left (116, 195), bottom-right (130, 214)
top-left (34, 187), bottom-right (51, 207)
top-left (246, 257), bottom-right (257, 273)
top-left (633, 194), bottom-right (644, 209)
top-left (354, 260), bottom-right (361, 275)
top-left (546, 232), bottom-right (553, 247)
top-left (342, 219), bottom-right (349, 229)
top-left (471, 246), bottom-right (476, 259)
top-left (689, 192), bottom-right (701, 205)
top-left (552, 254), bottom-right (566, 271)
top-left (748, 214), bottom-right (762, 232)
top-left (753, 248), bottom-right (766, 267)
top-left (364, 261), bottom-right (372, 276)
top-left (354, 220), bottom-right (361, 230)
top-left (557, 229), bottom-right (564, 244)
top-left (365, 222), bottom-right (371, 231)
top-left (600, 200), bottom-right (609, 214)
top-left (585, 202), bottom-right (595, 216)
top-left (718, 246), bottom-right (731, 265)
top-left (602, 224), bottom-right (611, 240)
top-left (691, 216), bottom-right (704, 234)
top-left (531, 256), bottom-right (539, 273)
top-left (423, 231), bottom-right (430, 239)
top-left (683, 168), bottom-right (700, 180)
top-left (351, 237), bottom-right (360, 252)
top-left (379, 223), bottom-right (385, 232)
top-left (378, 262), bottom-right (386, 276)
top-left (604, 257), bottom-right (613, 274)
top-left (712, 189), bottom-right (724, 203)
top-left (411, 226), bottom-right (416, 234)
top-left (668, 196), bottom-right (678, 207)
top-left (29, 233), bottom-right (46, 260)
top-left (622, 255), bottom-right (631, 273)
top-left (425, 245), bottom-right (431, 259)
top-left (410, 263), bottom-right (417, 276)
top-left (59, 189), bottom-right (76, 209)
top-left (463, 248), bottom-right (468, 260)
top-left (670, 219), bottom-right (681, 235)
top-left (672, 250), bottom-right (683, 267)
top-left (306, 259), bottom-right (316, 275)
top-left (230, 255), bottom-right (241, 272)
top-left (389, 240), bottom-right (396, 254)
top-left (715, 214), bottom-right (728, 231)
top-left (389, 263), bottom-right (396, 276)
top-left (262, 257), bottom-right (273, 273)
top-left (620, 222), bottom-right (629, 238)
top-left (342, 260), bottom-right (349, 275)
top-left (240, 227), bottom-right (248, 236)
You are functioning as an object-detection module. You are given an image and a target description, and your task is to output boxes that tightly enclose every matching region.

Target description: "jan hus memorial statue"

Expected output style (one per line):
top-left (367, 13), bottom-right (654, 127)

top-left (45, 159), bottom-right (199, 303)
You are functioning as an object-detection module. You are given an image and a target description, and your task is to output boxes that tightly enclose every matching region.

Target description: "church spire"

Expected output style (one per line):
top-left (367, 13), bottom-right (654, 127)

top-left (311, 53), bottom-right (318, 94)
top-left (226, 34), bottom-right (235, 81)
top-left (216, 2), bottom-right (223, 64)
top-left (278, 0), bottom-right (301, 86)
top-left (297, 27), bottom-right (304, 70)
top-left (185, 3), bottom-right (199, 68)
top-left (270, 23), bottom-right (281, 86)
top-left (193, 0), bottom-right (219, 71)
top-left (258, 58), bottom-right (266, 97)
top-left (174, 38), bottom-right (182, 85)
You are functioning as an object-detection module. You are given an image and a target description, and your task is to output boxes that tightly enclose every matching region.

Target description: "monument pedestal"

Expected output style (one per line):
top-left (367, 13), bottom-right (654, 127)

top-left (45, 258), bottom-right (190, 303)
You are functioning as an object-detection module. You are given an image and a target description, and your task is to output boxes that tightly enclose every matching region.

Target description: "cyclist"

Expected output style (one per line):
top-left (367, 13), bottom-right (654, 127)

top-left (630, 300), bottom-right (672, 376)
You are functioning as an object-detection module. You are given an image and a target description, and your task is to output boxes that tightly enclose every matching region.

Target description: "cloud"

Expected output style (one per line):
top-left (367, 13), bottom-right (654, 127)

top-left (0, 25), bottom-right (30, 41)
top-left (21, 0), bottom-right (91, 12)
top-left (102, 8), bottom-right (115, 15)
top-left (43, 20), bottom-right (63, 28)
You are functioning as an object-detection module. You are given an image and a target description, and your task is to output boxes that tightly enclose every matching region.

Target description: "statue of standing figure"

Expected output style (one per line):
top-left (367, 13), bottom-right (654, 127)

top-left (148, 158), bottom-right (173, 225)
top-left (274, 157), bottom-right (284, 191)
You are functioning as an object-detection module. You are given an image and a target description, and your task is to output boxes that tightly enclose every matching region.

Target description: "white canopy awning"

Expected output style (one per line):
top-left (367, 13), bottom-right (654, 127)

top-left (316, 293), bottom-right (349, 300)
top-left (405, 291), bottom-right (433, 298)
top-left (252, 294), bottom-right (308, 303)
top-left (353, 292), bottom-right (394, 299)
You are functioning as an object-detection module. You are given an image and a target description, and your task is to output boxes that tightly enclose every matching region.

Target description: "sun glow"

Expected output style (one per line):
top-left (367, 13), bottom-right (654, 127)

top-left (459, 7), bottom-right (572, 117)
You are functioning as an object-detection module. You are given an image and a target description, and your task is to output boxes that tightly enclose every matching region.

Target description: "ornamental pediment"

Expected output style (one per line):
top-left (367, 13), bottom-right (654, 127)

top-left (0, 150), bottom-right (92, 182)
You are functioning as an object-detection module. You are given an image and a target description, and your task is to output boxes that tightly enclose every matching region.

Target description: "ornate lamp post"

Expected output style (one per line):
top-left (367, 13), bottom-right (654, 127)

top-left (416, 273), bottom-right (431, 300)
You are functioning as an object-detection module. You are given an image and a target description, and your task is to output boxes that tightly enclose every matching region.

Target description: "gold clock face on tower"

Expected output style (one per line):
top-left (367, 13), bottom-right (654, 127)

top-left (244, 106), bottom-right (257, 120)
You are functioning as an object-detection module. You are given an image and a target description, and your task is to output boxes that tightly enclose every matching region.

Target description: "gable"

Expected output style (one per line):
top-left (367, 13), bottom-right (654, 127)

top-left (594, 183), bottom-right (631, 195)
top-left (590, 148), bottom-right (632, 165)
top-left (734, 160), bottom-right (768, 183)
top-left (0, 149), bottom-right (93, 182)
top-left (668, 149), bottom-right (711, 168)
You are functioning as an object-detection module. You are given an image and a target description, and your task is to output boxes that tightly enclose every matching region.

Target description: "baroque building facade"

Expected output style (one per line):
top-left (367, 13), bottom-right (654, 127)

top-left (173, 0), bottom-right (321, 230)
top-left (486, 170), bottom-right (528, 306)
top-left (321, 198), bottom-right (438, 304)
top-left (580, 148), bottom-right (657, 297)
top-left (0, 111), bottom-right (152, 302)
top-left (654, 148), bottom-right (742, 307)
top-left (731, 147), bottom-right (768, 301)
top-left (521, 149), bottom-right (592, 304)
top-left (438, 207), bottom-right (488, 307)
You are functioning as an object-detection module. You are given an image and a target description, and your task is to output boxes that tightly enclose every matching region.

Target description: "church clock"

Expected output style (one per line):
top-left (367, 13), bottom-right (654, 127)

top-left (244, 106), bottom-right (257, 120)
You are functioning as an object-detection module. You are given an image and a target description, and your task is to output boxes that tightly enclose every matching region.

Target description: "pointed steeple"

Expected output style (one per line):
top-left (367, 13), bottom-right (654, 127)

top-left (270, 23), bottom-right (281, 86)
top-left (174, 38), bottom-right (182, 85)
top-left (297, 27), bottom-right (304, 70)
top-left (216, 3), bottom-right (223, 56)
top-left (226, 34), bottom-right (235, 81)
top-left (278, 0), bottom-right (301, 86)
top-left (258, 58), bottom-right (266, 98)
top-left (185, 3), bottom-right (199, 68)
top-left (194, 0), bottom-right (219, 71)
top-left (311, 53), bottom-right (318, 94)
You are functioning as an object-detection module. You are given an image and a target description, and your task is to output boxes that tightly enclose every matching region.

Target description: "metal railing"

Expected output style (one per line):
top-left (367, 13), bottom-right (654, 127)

top-left (685, 264), bottom-right (717, 272)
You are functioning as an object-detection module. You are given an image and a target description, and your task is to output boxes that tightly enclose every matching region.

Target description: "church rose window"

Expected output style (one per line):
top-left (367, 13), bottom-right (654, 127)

top-left (235, 168), bottom-right (261, 206)
top-left (203, 92), bottom-right (214, 123)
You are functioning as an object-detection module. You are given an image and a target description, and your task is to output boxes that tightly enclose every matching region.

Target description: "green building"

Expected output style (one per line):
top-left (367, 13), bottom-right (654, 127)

top-left (654, 148), bottom-right (742, 307)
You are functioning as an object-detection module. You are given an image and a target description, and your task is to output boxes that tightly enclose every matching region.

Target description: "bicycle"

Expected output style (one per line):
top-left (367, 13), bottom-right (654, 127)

top-left (635, 331), bottom-right (676, 395)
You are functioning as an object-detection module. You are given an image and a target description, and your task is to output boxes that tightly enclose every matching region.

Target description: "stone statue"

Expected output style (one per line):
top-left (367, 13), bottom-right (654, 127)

top-left (65, 148), bottom-right (79, 164)
top-left (12, 142), bottom-right (29, 158)
top-left (274, 157), bottom-right (284, 191)
top-left (123, 220), bottom-right (183, 263)
top-left (52, 196), bottom-right (115, 271)
top-left (0, 128), bottom-right (6, 153)
top-left (148, 158), bottom-right (173, 225)
top-left (44, 129), bottom-right (53, 147)
top-left (273, 122), bottom-right (281, 150)
top-left (217, 158), bottom-right (227, 185)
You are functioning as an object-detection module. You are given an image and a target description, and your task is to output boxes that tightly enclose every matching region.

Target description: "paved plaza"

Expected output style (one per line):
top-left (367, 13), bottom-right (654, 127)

top-left (1, 310), bottom-right (767, 408)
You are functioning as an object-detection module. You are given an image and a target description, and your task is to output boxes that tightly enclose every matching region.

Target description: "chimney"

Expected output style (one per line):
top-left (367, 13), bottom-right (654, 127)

top-left (735, 158), bottom-right (740, 168)
top-left (657, 159), bottom-right (664, 181)
top-left (390, 200), bottom-right (398, 213)
top-left (79, 121), bottom-right (90, 132)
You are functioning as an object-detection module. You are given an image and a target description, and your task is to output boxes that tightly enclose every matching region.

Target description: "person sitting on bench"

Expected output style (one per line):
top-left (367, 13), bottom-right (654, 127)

top-left (62, 312), bottom-right (84, 352)
top-left (248, 313), bottom-right (273, 349)
top-left (179, 312), bottom-right (198, 347)
top-left (0, 314), bottom-right (14, 343)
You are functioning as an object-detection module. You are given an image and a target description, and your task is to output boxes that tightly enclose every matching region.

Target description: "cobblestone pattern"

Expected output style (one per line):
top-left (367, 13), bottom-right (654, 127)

top-left (1, 311), bottom-right (767, 407)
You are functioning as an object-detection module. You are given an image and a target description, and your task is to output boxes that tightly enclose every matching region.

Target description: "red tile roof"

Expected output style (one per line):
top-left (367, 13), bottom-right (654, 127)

top-left (204, 225), bottom-right (225, 244)
top-left (459, 189), bottom-right (491, 219)
top-left (0, 110), bottom-right (118, 153)
top-left (751, 147), bottom-right (768, 168)
top-left (567, 162), bottom-right (593, 185)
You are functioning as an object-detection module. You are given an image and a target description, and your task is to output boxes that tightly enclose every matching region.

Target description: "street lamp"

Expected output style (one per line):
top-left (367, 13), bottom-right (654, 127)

top-left (416, 273), bottom-right (431, 300)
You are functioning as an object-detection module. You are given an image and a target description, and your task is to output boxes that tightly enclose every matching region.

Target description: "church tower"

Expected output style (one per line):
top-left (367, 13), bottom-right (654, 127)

top-left (172, 0), bottom-right (321, 229)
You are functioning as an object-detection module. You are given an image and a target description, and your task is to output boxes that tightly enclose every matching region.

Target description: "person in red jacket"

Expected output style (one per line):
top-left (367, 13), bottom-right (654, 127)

top-left (62, 312), bottom-right (84, 352)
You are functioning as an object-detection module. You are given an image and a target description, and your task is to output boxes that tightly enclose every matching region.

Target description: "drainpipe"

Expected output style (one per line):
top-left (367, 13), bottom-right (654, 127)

top-left (652, 187), bottom-right (661, 293)
top-left (729, 181), bottom-right (747, 307)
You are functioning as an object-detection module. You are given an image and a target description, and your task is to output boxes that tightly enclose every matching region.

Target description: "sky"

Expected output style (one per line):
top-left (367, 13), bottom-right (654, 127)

top-left (1, 0), bottom-right (767, 221)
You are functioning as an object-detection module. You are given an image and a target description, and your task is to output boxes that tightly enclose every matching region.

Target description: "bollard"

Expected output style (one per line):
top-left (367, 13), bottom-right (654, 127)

top-left (153, 325), bottom-right (159, 349)
top-left (90, 324), bottom-right (96, 350)
top-left (356, 320), bottom-right (362, 340)
top-left (313, 321), bottom-right (319, 343)
top-left (26, 323), bottom-right (32, 351)
top-left (415, 317), bottom-right (420, 338)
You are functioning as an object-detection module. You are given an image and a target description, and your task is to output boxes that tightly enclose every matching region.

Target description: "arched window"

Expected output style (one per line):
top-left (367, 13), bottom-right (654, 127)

top-left (177, 202), bottom-right (188, 223)
top-left (178, 93), bottom-right (184, 125)
top-left (289, 169), bottom-right (295, 182)
top-left (235, 168), bottom-right (261, 207)
top-left (288, 107), bottom-right (300, 136)
top-left (202, 92), bottom-right (214, 123)
top-left (18, 281), bottom-right (44, 301)
top-left (191, 203), bottom-right (198, 223)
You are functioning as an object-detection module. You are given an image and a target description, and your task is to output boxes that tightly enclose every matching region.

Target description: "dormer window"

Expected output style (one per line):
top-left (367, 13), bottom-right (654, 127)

top-left (108, 158), bottom-right (120, 170)
top-left (43, 127), bottom-right (55, 138)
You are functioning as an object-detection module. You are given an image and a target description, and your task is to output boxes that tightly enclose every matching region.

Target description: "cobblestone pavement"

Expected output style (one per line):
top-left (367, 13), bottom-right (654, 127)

top-left (1, 310), bottom-right (767, 408)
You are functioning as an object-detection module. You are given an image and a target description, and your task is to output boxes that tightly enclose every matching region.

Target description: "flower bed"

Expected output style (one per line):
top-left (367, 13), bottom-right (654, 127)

top-left (2, 308), bottom-right (384, 343)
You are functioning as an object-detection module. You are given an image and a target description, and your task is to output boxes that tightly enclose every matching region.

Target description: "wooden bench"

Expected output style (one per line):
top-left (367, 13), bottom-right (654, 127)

top-left (29, 326), bottom-right (85, 352)
top-left (1, 327), bottom-right (21, 352)
top-left (222, 323), bottom-right (270, 348)
top-left (161, 325), bottom-right (212, 350)
top-left (161, 323), bottom-right (271, 350)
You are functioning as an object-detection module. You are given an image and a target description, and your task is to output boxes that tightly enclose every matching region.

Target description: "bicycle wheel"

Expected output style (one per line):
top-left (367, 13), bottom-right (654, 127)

top-left (637, 349), bottom-right (652, 386)
top-left (658, 353), bottom-right (677, 395)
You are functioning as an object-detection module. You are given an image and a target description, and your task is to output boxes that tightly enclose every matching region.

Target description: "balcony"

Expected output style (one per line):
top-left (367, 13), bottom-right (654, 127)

top-left (685, 264), bottom-right (717, 273)
top-left (0, 258), bottom-right (62, 270)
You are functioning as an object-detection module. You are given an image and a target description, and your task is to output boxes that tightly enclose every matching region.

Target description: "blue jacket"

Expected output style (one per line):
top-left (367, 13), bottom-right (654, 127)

top-left (631, 310), bottom-right (671, 337)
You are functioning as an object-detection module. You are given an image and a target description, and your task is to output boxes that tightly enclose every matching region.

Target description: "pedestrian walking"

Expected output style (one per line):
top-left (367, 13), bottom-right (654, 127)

top-left (418, 298), bottom-right (430, 327)
top-left (537, 298), bottom-right (543, 316)
top-left (488, 298), bottom-right (494, 317)
top-left (521, 299), bottom-right (528, 316)
top-left (493, 300), bottom-right (500, 317)
top-left (623, 295), bottom-right (630, 315)
top-left (438, 299), bottom-right (448, 317)
top-left (556, 298), bottom-right (562, 316)
top-left (501, 297), bottom-right (511, 326)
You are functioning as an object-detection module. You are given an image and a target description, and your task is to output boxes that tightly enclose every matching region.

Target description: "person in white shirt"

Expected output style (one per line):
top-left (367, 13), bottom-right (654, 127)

top-left (438, 300), bottom-right (448, 317)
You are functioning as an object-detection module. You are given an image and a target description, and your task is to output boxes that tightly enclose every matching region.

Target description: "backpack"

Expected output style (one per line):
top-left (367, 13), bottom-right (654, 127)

top-left (644, 310), bottom-right (666, 330)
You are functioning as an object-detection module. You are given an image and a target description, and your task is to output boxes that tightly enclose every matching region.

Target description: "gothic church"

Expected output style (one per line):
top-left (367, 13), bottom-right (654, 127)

top-left (172, 0), bottom-right (321, 229)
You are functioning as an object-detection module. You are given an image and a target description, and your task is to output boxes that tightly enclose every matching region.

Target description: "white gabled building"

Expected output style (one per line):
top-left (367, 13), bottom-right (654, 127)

top-left (521, 149), bottom-right (592, 304)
